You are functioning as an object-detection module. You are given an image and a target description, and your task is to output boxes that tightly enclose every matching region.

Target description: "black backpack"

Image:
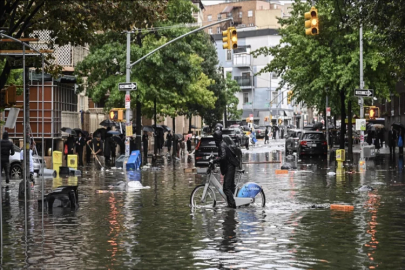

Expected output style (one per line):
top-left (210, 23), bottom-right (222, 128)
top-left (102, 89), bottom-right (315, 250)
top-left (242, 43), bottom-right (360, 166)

top-left (225, 144), bottom-right (241, 168)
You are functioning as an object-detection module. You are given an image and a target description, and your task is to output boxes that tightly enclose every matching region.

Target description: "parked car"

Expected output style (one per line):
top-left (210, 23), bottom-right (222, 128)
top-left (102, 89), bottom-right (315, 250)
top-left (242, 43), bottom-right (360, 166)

top-left (297, 131), bottom-right (327, 158)
top-left (254, 125), bottom-right (266, 138)
top-left (9, 145), bottom-right (45, 179)
top-left (195, 135), bottom-right (242, 168)
top-left (285, 129), bottom-right (303, 154)
top-left (222, 128), bottom-right (248, 146)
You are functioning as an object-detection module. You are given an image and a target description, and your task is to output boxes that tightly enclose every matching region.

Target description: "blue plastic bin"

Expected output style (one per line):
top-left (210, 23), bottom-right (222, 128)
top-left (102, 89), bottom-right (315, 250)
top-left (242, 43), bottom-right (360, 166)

top-left (126, 150), bottom-right (141, 171)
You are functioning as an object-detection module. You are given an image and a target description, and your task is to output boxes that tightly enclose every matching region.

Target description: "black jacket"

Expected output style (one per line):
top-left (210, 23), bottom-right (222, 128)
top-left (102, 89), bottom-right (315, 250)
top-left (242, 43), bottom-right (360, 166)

top-left (214, 141), bottom-right (238, 175)
top-left (0, 140), bottom-right (15, 162)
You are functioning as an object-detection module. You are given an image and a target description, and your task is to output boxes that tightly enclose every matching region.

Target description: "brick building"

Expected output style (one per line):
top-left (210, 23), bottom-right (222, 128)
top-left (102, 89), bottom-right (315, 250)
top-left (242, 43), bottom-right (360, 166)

top-left (202, 0), bottom-right (292, 34)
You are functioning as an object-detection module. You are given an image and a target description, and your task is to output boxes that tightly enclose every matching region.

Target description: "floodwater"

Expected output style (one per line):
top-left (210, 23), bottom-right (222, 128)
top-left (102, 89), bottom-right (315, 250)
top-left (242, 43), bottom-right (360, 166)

top-left (1, 151), bottom-right (405, 269)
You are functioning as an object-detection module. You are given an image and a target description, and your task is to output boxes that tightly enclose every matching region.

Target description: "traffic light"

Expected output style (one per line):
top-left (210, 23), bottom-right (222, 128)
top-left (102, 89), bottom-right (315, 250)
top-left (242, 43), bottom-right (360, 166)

top-left (305, 7), bottom-right (319, 35)
top-left (230, 27), bottom-right (237, 49)
top-left (222, 28), bottom-right (230, 49)
top-left (287, 91), bottom-right (293, 104)
top-left (369, 107), bottom-right (379, 119)
top-left (222, 27), bottom-right (237, 50)
top-left (364, 106), bottom-right (379, 119)
top-left (109, 108), bottom-right (125, 122)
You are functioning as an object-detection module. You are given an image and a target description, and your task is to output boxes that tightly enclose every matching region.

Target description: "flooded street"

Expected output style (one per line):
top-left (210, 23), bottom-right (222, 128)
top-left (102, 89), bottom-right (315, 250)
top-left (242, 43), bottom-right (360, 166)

top-left (1, 149), bottom-right (405, 269)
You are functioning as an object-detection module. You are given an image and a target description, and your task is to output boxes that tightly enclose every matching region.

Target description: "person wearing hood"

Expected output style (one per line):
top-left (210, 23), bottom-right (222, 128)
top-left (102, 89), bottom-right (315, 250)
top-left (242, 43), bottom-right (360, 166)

top-left (210, 124), bottom-right (239, 209)
top-left (1, 132), bottom-right (15, 184)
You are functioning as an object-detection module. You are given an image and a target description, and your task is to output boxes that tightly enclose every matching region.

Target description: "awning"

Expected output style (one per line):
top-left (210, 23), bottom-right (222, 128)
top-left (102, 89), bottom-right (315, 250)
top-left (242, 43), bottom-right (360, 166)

top-left (285, 111), bottom-right (294, 117)
top-left (220, 5), bottom-right (241, 14)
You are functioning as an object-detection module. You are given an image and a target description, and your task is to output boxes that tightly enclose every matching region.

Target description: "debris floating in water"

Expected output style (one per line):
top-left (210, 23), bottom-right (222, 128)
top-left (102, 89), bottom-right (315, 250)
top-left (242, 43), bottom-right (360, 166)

top-left (330, 204), bottom-right (354, 211)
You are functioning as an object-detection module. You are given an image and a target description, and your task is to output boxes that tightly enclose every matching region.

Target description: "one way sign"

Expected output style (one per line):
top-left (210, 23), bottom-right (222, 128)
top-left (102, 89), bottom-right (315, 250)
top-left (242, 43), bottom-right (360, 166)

top-left (118, 82), bottom-right (137, 91)
top-left (354, 89), bottom-right (373, 97)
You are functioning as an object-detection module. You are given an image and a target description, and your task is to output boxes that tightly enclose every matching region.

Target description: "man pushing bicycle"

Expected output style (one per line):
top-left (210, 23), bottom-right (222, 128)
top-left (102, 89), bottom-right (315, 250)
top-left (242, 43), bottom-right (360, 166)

top-left (210, 124), bottom-right (240, 209)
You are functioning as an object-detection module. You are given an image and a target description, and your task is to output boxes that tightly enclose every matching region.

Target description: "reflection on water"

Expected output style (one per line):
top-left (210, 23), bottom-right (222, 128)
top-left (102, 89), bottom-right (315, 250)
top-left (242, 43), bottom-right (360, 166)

top-left (0, 152), bottom-right (405, 268)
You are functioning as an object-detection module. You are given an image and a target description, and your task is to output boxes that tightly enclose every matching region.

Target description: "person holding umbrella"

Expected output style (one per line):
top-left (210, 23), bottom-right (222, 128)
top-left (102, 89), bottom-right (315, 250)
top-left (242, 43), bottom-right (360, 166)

top-left (142, 132), bottom-right (149, 164)
top-left (264, 127), bottom-right (269, 144)
top-left (75, 132), bottom-right (85, 166)
top-left (388, 126), bottom-right (397, 155)
top-left (64, 134), bottom-right (76, 162)
top-left (86, 133), bottom-right (93, 164)
top-left (166, 131), bottom-right (173, 154)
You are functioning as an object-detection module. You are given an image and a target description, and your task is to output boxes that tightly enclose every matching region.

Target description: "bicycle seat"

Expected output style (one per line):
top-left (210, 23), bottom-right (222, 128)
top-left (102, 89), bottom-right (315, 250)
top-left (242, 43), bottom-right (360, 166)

top-left (237, 169), bottom-right (245, 174)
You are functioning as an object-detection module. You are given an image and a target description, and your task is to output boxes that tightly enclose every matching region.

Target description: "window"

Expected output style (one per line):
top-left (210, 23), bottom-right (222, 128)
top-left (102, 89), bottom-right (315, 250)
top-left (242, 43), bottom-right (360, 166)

top-left (243, 93), bottom-right (249, 104)
top-left (217, 14), bottom-right (221, 20)
top-left (208, 15), bottom-right (212, 21)
top-left (208, 28), bottom-right (212, 34)
top-left (217, 27), bottom-right (221, 34)
top-left (302, 133), bottom-right (325, 140)
top-left (226, 50), bottom-right (232, 61)
top-left (248, 10), bottom-right (253, 17)
top-left (227, 12), bottom-right (232, 18)
top-left (242, 72), bottom-right (250, 78)
top-left (239, 11), bottom-right (243, 18)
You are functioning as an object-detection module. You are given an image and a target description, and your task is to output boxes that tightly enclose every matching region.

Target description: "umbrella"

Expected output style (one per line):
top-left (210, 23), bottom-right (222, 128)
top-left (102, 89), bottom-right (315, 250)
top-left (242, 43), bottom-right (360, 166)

top-left (94, 128), bottom-right (107, 140)
top-left (161, 125), bottom-right (171, 132)
top-left (372, 124), bottom-right (384, 129)
top-left (392, 122), bottom-right (405, 130)
top-left (143, 126), bottom-right (154, 132)
top-left (174, 134), bottom-right (183, 141)
top-left (107, 130), bottom-right (121, 135)
top-left (61, 127), bottom-right (77, 136)
top-left (73, 128), bottom-right (89, 137)
top-left (100, 119), bottom-right (116, 127)
top-left (190, 124), bottom-right (197, 129)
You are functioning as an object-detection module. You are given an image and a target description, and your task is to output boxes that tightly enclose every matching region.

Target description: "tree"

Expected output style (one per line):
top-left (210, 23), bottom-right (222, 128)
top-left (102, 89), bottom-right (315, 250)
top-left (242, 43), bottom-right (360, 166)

top-left (355, 0), bottom-right (405, 80)
top-left (225, 73), bottom-right (242, 121)
top-left (252, 0), bottom-right (396, 151)
top-left (0, 0), bottom-right (169, 89)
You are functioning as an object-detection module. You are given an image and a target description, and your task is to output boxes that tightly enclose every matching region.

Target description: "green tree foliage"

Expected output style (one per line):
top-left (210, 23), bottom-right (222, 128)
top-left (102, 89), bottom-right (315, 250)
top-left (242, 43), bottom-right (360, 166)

top-left (75, 0), bottom-right (221, 120)
top-left (225, 73), bottom-right (242, 121)
top-left (0, 0), bottom-right (169, 88)
top-left (252, 0), bottom-right (396, 146)
top-left (355, 0), bottom-right (405, 79)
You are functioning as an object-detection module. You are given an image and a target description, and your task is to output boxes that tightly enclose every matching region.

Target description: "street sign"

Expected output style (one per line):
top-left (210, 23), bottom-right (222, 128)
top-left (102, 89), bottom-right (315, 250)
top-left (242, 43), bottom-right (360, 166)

top-left (119, 82), bottom-right (137, 91)
top-left (356, 119), bottom-right (366, 131)
top-left (354, 89), bottom-right (373, 97)
top-left (326, 107), bottom-right (331, 117)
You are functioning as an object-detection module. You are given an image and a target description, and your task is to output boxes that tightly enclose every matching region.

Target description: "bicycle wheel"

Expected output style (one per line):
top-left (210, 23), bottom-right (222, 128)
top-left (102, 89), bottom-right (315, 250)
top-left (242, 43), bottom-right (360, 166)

top-left (235, 188), bottom-right (266, 208)
top-left (190, 185), bottom-right (216, 208)
top-left (252, 190), bottom-right (266, 208)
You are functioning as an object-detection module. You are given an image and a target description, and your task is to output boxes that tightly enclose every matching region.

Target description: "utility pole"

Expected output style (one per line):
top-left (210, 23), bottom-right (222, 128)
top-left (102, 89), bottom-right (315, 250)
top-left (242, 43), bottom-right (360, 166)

top-left (359, 16), bottom-right (365, 169)
top-left (125, 31), bottom-right (134, 157)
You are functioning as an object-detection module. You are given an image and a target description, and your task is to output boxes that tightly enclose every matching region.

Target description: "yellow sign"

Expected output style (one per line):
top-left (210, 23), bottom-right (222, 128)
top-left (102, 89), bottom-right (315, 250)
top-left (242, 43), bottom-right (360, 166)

top-left (126, 125), bottom-right (133, 137)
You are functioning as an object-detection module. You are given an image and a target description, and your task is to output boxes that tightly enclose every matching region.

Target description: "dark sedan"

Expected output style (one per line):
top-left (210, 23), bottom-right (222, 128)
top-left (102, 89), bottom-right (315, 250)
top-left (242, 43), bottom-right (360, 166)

top-left (195, 135), bottom-right (242, 168)
top-left (298, 131), bottom-right (327, 158)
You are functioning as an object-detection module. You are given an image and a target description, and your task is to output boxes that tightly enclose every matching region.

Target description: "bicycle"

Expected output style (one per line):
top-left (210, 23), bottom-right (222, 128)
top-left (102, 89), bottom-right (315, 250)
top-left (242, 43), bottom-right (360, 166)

top-left (190, 154), bottom-right (266, 208)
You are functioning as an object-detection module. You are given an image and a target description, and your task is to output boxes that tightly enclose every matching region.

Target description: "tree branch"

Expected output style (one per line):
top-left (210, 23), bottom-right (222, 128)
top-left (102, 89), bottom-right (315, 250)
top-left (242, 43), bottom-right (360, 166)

top-left (16, 0), bottom-right (45, 37)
